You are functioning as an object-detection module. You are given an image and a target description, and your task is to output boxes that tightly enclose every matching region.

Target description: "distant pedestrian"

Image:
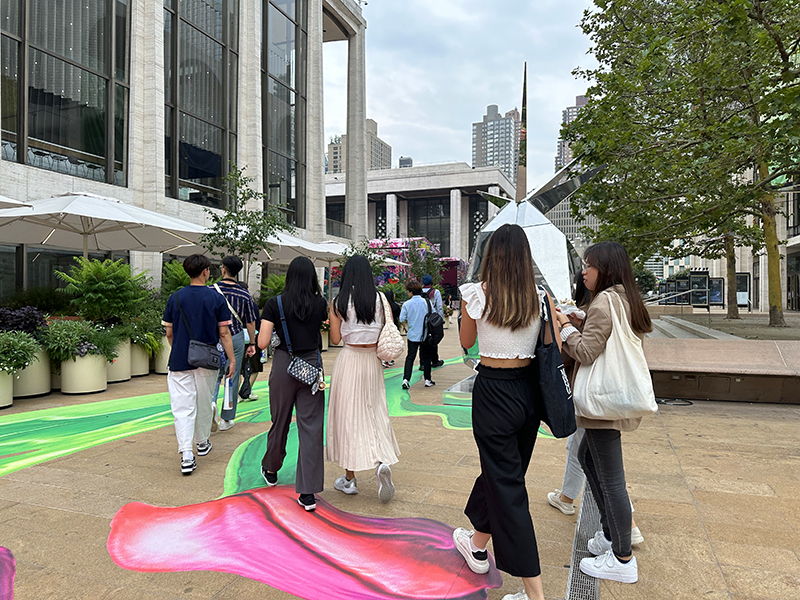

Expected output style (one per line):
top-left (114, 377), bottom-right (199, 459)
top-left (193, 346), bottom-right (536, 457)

top-left (258, 257), bottom-right (328, 511)
top-left (421, 274), bottom-right (445, 369)
top-left (211, 256), bottom-right (258, 431)
top-left (381, 289), bottom-right (402, 367)
top-left (399, 279), bottom-right (435, 389)
top-left (327, 255), bottom-right (400, 502)
top-left (555, 241), bottom-right (654, 584)
top-left (162, 254), bottom-right (235, 475)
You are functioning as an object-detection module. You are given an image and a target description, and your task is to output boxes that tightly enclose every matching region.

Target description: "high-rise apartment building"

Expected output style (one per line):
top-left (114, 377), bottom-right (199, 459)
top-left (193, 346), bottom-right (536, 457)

top-left (327, 119), bottom-right (391, 174)
top-left (472, 105), bottom-right (520, 184)
top-left (549, 95), bottom-right (599, 243)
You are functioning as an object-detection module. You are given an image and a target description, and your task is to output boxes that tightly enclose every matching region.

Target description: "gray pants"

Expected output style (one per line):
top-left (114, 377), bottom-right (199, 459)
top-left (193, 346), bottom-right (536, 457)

top-left (262, 349), bottom-right (324, 495)
top-left (213, 330), bottom-right (245, 421)
top-left (561, 428), bottom-right (587, 500)
top-left (578, 428), bottom-right (632, 557)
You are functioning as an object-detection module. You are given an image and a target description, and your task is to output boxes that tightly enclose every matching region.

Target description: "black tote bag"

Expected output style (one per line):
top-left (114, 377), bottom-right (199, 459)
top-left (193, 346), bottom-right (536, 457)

top-left (534, 292), bottom-right (577, 439)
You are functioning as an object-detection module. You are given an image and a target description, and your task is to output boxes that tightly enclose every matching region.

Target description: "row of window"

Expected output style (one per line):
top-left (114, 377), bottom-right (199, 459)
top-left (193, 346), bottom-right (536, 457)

top-left (1, 0), bottom-right (308, 225)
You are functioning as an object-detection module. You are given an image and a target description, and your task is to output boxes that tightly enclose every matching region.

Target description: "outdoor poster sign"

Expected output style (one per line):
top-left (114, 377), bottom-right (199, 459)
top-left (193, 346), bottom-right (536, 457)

top-left (736, 273), bottom-right (750, 307)
top-left (709, 278), bottom-right (724, 305)
top-left (676, 277), bottom-right (690, 304)
top-left (690, 274), bottom-right (709, 306)
top-left (666, 281), bottom-right (677, 304)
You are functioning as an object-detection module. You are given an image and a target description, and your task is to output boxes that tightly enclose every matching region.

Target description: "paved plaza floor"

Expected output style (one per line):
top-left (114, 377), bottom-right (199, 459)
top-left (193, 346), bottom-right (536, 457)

top-left (1, 326), bottom-right (799, 600)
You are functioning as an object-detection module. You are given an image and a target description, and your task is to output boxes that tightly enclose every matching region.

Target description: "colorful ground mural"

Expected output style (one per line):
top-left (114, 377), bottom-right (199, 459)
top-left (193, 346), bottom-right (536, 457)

top-left (2, 358), bottom-right (553, 599)
top-left (0, 547), bottom-right (14, 600)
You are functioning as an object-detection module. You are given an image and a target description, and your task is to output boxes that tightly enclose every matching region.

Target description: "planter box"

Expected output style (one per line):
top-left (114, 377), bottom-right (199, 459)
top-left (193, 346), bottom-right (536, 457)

top-left (154, 335), bottom-right (171, 374)
top-left (321, 333), bottom-right (329, 351)
top-left (13, 349), bottom-right (51, 398)
top-left (0, 372), bottom-right (12, 408)
top-left (61, 354), bottom-right (107, 394)
top-left (107, 338), bottom-right (132, 383)
top-left (131, 344), bottom-right (150, 376)
top-left (51, 372), bottom-right (61, 391)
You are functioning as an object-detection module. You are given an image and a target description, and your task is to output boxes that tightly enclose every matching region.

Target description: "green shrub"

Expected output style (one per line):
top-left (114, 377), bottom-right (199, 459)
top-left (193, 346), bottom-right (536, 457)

top-left (0, 330), bottom-right (40, 374)
top-left (0, 286), bottom-right (73, 315)
top-left (55, 258), bottom-right (151, 324)
top-left (260, 274), bottom-right (286, 307)
top-left (378, 282), bottom-right (407, 303)
top-left (40, 319), bottom-right (118, 372)
top-left (162, 260), bottom-right (191, 296)
top-left (127, 292), bottom-right (165, 357)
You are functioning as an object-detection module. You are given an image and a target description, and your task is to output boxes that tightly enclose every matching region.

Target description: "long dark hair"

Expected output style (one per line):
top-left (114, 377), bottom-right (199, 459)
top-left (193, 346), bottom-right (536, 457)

top-left (282, 256), bottom-right (322, 320)
top-left (574, 270), bottom-right (592, 309)
top-left (583, 241), bottom-right (652, 334)
top-left (480, 223), bottom-right (539, 329)
top-left (335, 255), bottom-right (378, 324)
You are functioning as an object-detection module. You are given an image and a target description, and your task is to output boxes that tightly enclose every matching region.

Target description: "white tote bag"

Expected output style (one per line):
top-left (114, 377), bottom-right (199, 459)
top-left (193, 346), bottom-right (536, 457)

top-left (376, 293), bottom-right (404, 362)
top-left (573, 291), bottom-right (657, 420)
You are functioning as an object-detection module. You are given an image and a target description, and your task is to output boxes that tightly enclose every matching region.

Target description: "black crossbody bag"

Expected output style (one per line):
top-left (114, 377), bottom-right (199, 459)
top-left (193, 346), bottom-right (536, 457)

top-left (277, 295), bottom-right (323, 395)
top-left (534, 289), bottom-right (577, 438)
top-left (175, 293), bottom-right (222, 370)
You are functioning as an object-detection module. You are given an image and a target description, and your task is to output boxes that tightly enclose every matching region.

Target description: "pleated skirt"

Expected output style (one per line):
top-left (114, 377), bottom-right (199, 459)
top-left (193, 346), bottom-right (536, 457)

top-left (326, 344), bottom-right (401, 472)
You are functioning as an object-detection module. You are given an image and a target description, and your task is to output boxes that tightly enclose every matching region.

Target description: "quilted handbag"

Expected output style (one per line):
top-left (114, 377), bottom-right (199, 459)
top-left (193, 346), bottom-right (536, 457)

top-left (376, 292), bottom-right (404, 362)
top-left (277, 295), bottom-right (323, 394)
top-left (573, 291), bottom-right (657, 420)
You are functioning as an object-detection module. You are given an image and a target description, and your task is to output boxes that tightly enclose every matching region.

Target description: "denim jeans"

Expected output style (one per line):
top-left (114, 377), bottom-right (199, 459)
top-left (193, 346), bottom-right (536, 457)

top-left (212, 330), bottom-right (245, 421)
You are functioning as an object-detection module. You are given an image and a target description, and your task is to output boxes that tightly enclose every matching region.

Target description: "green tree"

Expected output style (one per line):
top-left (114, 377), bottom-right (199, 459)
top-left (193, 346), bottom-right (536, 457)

top-left (569, 0), bottom-right (800, 326)
top-left (633, 265), bottom-right (657, 296)
top-left (338, 239), bottom-right (386, 278)
top-left (200, 164), bottom-right (295, 285)
top-left (405, 239), bottom-right (443, 285)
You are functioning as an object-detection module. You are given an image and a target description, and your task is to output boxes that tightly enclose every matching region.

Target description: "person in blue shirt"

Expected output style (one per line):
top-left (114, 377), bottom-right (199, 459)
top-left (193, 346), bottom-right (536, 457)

top-left (398, 279), bottom-right (435, 389)
top-left (162, 254), bottom-right (235, 475)
top-left (421, 274), bottom-right (445, 369)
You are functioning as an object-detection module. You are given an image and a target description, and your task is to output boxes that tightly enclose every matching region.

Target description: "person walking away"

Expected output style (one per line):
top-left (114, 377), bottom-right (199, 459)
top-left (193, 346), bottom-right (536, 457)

top-left (399, 280), bottom-right (435, 389)
top-left (381, 289), bottom-right (402, 367)
top-left (327, 255), bottom-right (400, 502)
top-left (421, 274), bottom-right (445, 369)
top-left (555, 241), bottom-right (653, 584)
top-left (257, 257), bottom-right (328, 511)
top-left (162, 254), bottom-right (235, 475)
top-left (211, 256), bottom-right (258, 430)
top-left (453, 224), bottom-right (558, 600)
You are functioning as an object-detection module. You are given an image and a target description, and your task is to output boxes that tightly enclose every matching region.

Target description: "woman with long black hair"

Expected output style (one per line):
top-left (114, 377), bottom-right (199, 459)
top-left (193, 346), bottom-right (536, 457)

top-left (453, 223), bottom-right (559, 600)
top-left (326, 255), bottom-right (400, 502)
top-left (257, 256), bottom-right (328, 511)
top-left (555, 241), bottom-right (653, 583)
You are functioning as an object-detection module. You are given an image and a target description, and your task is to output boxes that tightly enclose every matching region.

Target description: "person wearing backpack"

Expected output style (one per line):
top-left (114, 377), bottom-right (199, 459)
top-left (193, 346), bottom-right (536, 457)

top-left (398, 279), bottom-right (436, 389)
top-left (421, 274), bottom-right (445, 369)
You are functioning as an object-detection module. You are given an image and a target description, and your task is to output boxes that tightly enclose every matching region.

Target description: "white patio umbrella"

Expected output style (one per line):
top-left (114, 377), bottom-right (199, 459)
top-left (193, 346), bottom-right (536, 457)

top-left (0, 195), bottom-right (31, 209)
top-left (0, 192), bottom-right (206, 258)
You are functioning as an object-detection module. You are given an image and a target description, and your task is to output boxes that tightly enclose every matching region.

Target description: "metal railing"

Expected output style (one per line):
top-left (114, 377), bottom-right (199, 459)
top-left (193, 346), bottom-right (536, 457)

top-left (326, 219), bottom-right (352, 239)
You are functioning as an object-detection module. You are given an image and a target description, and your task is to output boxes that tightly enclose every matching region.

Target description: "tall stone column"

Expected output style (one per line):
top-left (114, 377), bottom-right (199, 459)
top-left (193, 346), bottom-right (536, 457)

top-left (449, 189), bottom-right (462, 260)
top-left (386, 193), bottom-right (398, 238)
top-left (399, 200), bottom-right (408, 237)
top-left (368, 202), bottom-right (376, 239)
top-left (305, 0), bottom-right (326, 240)
top-left (461, 194), bottom-right (470, 260)
top-left (345, 24), bottom-right (368, 240)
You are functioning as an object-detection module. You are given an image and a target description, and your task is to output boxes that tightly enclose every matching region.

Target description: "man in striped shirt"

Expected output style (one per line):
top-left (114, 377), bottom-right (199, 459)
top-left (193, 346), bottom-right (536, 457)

top-left (211, 256), bottom-right (259, 431)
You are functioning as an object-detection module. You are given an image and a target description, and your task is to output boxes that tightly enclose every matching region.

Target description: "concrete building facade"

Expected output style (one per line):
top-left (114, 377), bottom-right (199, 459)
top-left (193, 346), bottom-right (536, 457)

top-left (326, 162), bottom-right (515, 260)
top-left (472, 105), bottom-right (520, 185)
top-left (327, 118), bottom-right (391, 174)
top-left (0, 0), bottom-right (370, 296)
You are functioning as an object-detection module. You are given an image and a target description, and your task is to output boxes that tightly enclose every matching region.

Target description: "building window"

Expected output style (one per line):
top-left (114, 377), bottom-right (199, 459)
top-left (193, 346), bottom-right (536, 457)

top-left (408, 198), bottom-right (450, 256)
top-left (375, 200), bottom-right (386, 238)
top-left (469, 196), bottom-right (488, 256)
top-left (164, 0), bottom-right (239, 208)
top-left (262, 0), bottom-right (307, 227)
top-left (1, 0), bottom-right (131, 185)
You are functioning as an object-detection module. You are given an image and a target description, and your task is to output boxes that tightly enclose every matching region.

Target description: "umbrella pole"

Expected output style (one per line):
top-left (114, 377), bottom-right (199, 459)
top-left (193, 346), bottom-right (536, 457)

top-left (83, 234), bottom-right (88, 260)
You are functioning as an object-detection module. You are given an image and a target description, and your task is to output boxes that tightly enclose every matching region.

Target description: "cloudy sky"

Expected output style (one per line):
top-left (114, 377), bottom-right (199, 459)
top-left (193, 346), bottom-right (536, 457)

top-left (323, 0), bottom-right (597, 193)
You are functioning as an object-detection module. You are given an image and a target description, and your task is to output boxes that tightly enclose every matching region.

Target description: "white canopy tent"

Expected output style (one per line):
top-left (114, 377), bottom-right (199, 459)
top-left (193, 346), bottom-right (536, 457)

top-left (0, 192), bottom-right (206, 258)
top-left (0, 195), bottom-right (31, 209)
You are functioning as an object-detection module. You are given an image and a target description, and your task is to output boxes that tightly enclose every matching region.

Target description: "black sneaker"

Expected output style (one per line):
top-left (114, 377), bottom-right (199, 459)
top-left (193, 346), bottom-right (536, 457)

top-left (433, 360), bottom-right (445, 368)
top-left (181, 456), bottom-right (197, 475)
top-left (196, 439), bottom-right (212, 456)
top-left (262, 466), bottom-right (278, 487)
top-left (297, 493), bottom-right (317, 511)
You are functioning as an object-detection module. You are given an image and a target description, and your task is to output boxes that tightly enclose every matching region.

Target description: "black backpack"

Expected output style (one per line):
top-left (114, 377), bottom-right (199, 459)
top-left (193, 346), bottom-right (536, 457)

top-left (423, 297), bottom-right (445, 346)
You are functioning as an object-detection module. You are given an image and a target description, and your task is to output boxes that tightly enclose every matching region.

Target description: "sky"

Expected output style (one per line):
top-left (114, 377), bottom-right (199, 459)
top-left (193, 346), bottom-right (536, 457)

top-left (323, 0), bottom-right (597, 194)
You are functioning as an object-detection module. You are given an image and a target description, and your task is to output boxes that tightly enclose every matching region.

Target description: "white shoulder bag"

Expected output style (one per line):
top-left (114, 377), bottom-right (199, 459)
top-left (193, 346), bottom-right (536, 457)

top-left (573, 291), bottom-right (657, 420)
top-left (376, 293), bottom-right (404, 362)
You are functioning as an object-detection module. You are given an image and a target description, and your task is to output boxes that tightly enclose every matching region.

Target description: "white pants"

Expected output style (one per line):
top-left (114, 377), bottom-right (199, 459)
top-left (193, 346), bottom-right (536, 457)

top-left (167, 368), bottom-right (217, 453)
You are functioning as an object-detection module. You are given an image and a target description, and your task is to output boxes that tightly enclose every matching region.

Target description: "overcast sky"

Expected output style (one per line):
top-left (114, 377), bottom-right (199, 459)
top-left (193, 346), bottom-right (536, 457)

top-left (323, 0), bottom-right (596, 194)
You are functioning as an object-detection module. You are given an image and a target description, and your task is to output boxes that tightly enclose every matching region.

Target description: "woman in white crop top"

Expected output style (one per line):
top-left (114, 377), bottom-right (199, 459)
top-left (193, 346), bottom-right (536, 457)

top-left (452, 224), bottom-right (560, 600)
top-left (326, 255), bottom-right (400, 503)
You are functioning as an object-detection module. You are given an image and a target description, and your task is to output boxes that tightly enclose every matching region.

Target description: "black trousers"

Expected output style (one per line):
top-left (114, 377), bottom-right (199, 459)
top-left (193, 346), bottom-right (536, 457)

top-left (578, 428), bottom-right (632, 556)
top-left (465, 364), bottom-right (541, 578)
top-left (262, 349), bottom-right (324, 495)
top-left (403, 340), bottom-right (432, 380)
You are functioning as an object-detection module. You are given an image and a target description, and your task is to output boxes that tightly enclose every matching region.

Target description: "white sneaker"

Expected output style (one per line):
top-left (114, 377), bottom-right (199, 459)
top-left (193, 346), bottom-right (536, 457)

top-left (424, 379), bottom-right (435, 387)
top-left (580, 550), bottom-right (638, 583)
top-left (334, 475), bottom-right (358, 495)
top-left (501, 590), bottom-right (529, 600)
top-left (588, 530), bottom-right (613, 556)
top-left (377, 463), bottom-right (395, 503)
top-left (547, 489), bottom-right (576, 515)
top-left (452, 527), bottom-right (489, 574)
top-left (631, 526), bottom-right (644, 546)
top-left (218, 419), bottom-right (235, 431)
top-left (401, 379), bottom-right (410, 389)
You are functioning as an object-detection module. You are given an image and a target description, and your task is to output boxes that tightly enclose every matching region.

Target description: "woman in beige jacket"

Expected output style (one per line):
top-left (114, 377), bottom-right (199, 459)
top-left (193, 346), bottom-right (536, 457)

top-left (555, 241), bottom-right (652, 584)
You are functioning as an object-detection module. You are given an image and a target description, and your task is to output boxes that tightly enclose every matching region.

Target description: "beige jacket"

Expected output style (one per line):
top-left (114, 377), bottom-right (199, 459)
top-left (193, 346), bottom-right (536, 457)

top-left (562, 284), bottom-right (644, 432)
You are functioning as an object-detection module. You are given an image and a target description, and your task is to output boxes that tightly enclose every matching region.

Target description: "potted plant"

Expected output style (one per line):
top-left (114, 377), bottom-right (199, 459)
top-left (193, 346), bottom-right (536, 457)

top-left (443, 304), bottom-right (454, 329)
top-left (0, 330), bottom-right (40, 407)
top-left (129, 305), bottom-right (164, 377)
top-left (40, 319), bottom-right (117, 394)
top-left (0, 306), bottom-right (52, 397)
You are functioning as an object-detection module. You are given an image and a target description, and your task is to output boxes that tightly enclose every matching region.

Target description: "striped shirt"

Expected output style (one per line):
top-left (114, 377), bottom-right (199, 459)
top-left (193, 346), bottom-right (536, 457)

top-left (213, 280), bottom-right (258, 336)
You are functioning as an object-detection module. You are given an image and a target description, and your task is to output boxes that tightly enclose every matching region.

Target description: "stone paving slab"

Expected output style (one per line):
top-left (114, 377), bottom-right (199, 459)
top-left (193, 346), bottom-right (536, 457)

top-left (2, 327), bottom-right (800, 599)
